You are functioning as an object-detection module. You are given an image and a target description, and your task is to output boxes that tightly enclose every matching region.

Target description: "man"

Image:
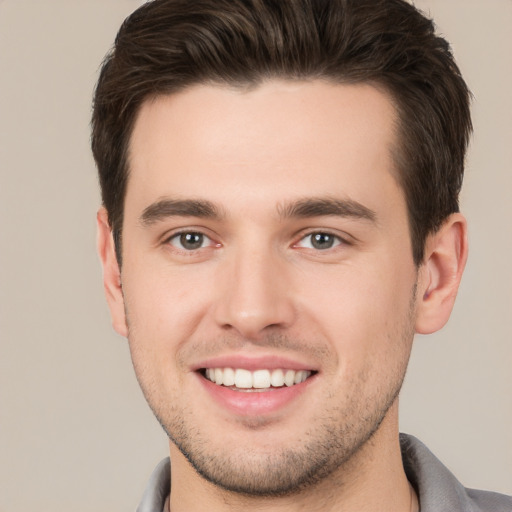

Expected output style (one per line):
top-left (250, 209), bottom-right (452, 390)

top-left (92, 0), bottom-right (511, 511)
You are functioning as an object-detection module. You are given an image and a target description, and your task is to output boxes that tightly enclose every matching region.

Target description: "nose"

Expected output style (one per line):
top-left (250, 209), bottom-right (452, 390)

top-left (213, 244), bottom-right (296, 339)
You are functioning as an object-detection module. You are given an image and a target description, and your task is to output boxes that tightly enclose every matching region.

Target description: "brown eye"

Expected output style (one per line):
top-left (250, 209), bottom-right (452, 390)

top-left (169, 232), bottom-right (208, 250)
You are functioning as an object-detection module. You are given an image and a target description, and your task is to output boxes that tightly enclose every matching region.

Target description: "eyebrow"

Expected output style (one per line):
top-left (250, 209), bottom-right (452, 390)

top-left (140, 198), bottom-right (224, 226)
top-left (278, 197), bottom-right (377, 223)
top-left (139, 196), bottom-right (377, 226)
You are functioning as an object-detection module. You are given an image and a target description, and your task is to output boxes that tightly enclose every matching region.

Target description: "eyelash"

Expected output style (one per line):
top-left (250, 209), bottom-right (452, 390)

top-left (293, 231), bottom-right (349, 251)
top-left (165, 231), bottom-right (218, 252)
top-left (164, 229), bottom-right (350, 253)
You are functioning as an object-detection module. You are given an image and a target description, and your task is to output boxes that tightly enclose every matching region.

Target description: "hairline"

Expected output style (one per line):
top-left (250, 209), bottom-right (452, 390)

top-left (113, 75), bottom-right (419, 265)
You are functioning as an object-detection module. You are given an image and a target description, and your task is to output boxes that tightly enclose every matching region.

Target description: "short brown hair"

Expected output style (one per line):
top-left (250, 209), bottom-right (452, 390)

top-left (91, 0), bottom-right (472, 265)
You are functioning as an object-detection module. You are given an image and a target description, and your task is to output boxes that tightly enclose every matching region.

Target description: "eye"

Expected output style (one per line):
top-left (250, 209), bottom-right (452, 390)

top-left (167, 231), bottom-right (212, 251)
top-left (296, 232), bottom-right (342, 250)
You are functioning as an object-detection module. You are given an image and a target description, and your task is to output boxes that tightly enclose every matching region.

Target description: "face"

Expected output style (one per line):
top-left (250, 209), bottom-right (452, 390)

top-left (109, 81), bottom-right (421, 495)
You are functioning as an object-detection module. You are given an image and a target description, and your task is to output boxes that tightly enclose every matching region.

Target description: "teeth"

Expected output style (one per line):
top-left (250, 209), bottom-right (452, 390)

top-left (284, 369), bottom-right (295, 387)
top-left (223, 367), bottom-right (235, 386)
top-left (253, 370), bottom-right (271, 389)
top-left (294, 370), bottom-right (308, 384)
top-left (203, 367), bottom-right (312, 389)
top-left (234, 369), bottom-right (252, 388)
top-left (270, 369), bottom-right (284, 387)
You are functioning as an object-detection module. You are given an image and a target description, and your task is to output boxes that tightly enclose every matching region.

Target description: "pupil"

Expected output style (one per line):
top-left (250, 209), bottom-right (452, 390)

top-left (312, 233), bottom-right (334, 249)
top-left (180, 232), bottom-right (203, 249)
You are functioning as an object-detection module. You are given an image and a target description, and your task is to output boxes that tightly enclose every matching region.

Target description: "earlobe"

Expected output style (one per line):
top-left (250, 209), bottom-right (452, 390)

top-left (415, 213), bottom-right (468, 334)
top-left (96, 208), bottom-right (128, 338)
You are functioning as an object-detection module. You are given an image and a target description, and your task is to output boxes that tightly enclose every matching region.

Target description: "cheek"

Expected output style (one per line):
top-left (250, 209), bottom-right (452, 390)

top-left (122, 259), bottom-right (235, 396)
top-left (122, 258), bottom-right (212, 331)
top-left (120, 266), bottom-right (206, 382)
top-left (299, 261), bottom-right (416, 361)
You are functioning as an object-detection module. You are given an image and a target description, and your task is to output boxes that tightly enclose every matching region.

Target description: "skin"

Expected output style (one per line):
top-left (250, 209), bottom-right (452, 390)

top-left (98, 80), bottom-right (467, 512)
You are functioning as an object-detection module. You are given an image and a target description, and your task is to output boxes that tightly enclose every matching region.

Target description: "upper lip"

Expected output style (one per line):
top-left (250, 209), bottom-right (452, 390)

top-left (192, 354), bottom-right (317, 372)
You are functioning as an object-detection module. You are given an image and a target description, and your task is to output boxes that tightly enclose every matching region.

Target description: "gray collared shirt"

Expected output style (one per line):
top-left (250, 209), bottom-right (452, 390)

top-left (137, 434), bottom-right (512, 512)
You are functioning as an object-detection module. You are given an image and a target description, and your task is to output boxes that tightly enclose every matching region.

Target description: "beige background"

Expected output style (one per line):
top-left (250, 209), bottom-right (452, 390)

top-left (0, 1), bottom-right (510, 510)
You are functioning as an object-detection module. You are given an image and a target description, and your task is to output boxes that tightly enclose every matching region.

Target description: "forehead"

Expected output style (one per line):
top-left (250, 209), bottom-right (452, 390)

top-left (126, 80), bottom-right (401, 215)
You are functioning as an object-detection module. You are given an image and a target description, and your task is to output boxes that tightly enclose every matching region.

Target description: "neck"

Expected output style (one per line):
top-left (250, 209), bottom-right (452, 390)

top-left (167, 402), bottom-right (416, 512)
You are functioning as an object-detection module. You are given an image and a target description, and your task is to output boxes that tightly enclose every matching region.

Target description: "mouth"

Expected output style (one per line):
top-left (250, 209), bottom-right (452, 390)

top-left (200, 367), bottom-right (315, 392)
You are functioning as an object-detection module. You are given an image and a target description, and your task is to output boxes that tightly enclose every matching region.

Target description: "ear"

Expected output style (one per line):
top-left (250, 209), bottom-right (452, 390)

top-left (96, 207), bottom-right (128, 337)
top-left (415, 213), bottom-right (468, 334)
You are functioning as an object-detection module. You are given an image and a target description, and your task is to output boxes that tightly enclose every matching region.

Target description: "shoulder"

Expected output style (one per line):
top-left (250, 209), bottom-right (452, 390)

top-left (137, 458), bottom-right (170, 512)
top-left (400, 433), bottom-right (512, 512)
top-left (465, 487), bottom-right (512, 512)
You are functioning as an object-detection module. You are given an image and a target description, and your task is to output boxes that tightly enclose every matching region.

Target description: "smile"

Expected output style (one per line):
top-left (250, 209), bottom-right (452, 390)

top-left (203, 368), bottom-right (313, 391)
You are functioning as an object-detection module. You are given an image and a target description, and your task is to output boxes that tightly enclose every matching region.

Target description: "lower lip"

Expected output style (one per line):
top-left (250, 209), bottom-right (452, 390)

top-left (197, 373), bottom-right (315, 416)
